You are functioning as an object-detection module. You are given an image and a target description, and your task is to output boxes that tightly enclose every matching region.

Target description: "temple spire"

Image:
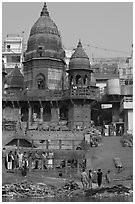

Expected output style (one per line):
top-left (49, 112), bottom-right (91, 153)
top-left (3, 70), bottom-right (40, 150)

top-left (40, 2), bottom-right (49, 17)
top-left (77, 39), bottom-right (82, 47)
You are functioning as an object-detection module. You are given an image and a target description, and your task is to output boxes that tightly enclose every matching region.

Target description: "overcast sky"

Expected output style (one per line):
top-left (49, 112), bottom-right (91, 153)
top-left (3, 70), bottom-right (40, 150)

top-left (2, 2), bottom-right (133, 59)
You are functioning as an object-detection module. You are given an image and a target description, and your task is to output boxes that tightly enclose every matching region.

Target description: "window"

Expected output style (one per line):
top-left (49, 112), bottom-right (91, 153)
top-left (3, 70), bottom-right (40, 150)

top-left (38, 46), bottom-right (44, 57)
top-left (129, 80), bottom-right (133, 85)
top-left (76, 75), bottom-right (82, 85)
top-left (7, 45), bottom-right (10, 51)
top-left (70, 76), bottom-right (73, 85)
top-left (36, 74), bottom-right (45, 90)
top-left (7, 55), bottom-right (20, 63)
top-left (83, 75), bottom-right (88, 85)
top-left (125, 80), bottom-right (128, 85)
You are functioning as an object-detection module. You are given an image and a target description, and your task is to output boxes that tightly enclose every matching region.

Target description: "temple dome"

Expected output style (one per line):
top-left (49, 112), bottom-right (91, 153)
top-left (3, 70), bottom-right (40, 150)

top-left (69, 40), bottom-right (91, 70)
top-left (6, 65), bottom-right (24, 89)
top-left (26, 3), bottom-right (64, 59)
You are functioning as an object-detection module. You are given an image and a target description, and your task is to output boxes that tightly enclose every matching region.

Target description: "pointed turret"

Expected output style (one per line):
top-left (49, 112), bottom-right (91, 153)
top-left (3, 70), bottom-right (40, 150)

top-left (77, 39), bottom-right (82, 48)
top-left (71, 40), bottom-right (89, 60)
top-left (5, 64), bottom-right (24, 92)
top-left (40, 2), bottom-right (49, 17)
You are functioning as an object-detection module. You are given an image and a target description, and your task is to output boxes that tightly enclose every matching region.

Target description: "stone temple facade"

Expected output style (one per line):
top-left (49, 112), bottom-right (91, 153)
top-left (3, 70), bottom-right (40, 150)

top-left (2, 3), bottom-right (99, 134)
top-left (3, 3), bottom-right (133, 139)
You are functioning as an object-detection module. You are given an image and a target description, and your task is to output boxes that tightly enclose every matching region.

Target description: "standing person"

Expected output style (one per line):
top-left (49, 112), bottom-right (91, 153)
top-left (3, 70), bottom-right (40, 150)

top-left (81, 169), bottom-right (89, 189)
top-left (97, 169), bottom-right (103, 188)
top-left (105, 170), bottom-right (110, 185)
top-left (18, 151), bottom-right (23, 169)
top-left (21, 157), bottom-right (28, 177)
top-left (14, 151), bottom-right (19, 169)
top-left (35, 151), bottom-right (39, 169)
top-left (118, 126), bottom-right (123, 136)
top-left (88, 170), bottom-right (93, 189)
top-left (42, 152), bottom-right (48, 169)
top-left (7, 151), bottom-right (14, 170)
top-left (2, 148), bottom-right (7, 169)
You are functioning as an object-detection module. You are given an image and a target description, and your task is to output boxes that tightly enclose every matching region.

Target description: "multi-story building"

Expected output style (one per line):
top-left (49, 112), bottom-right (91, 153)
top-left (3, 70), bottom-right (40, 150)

top-left (2, 34), bottom-right (24, 74)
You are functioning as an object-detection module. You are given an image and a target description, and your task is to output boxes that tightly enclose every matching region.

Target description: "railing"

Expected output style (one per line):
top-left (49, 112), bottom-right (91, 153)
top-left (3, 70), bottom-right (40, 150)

top-left (3, 87), bottom-right (101, 101)
top-left (28, 139), bottom-right (82, 150)
top-left (123, 96), bottom-right (133, 102)
top-left (121, 96), bottom-right (133, 105)
top-left (2, 48), bottom-right (22, 53)
top-left (120, 96), bottom-right (133, 113)
top-left (4, 63), bottom-right (22, 69)
top-left (63, 87), bottom-right (100, 100)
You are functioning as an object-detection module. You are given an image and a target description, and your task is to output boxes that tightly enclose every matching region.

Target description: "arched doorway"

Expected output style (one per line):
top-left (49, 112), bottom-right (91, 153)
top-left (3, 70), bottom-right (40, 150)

top-left (43, 105), bottom-right (51, 121)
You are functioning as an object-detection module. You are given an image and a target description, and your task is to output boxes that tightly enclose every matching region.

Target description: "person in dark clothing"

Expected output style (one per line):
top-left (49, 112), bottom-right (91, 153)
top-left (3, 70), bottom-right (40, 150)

top-left (88, 169), bottom-right (93, 189)
top-left (14, 151), bottom-right (19, 169)
top-left (21, 158), bottom-right (28, 177)
top-left (35, 151), bottom-right (39, 169)
top-left (97, 169), bottom-right (103, 188)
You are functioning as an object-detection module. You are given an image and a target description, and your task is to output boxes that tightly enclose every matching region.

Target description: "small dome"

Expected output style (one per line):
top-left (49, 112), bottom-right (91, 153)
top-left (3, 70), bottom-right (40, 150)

top-left (6, 65), bottom-right (24, 89)
top-left (69, 40), bottom-right (91, 70)
top-left (26, 3), bottom-right (64, 59)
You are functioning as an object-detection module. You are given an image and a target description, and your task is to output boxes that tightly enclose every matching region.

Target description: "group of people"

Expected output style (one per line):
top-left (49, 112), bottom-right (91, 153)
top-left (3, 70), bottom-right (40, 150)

top-left (4, 150), bottom-right (29, 176)
top-left (3, 149), bottom-right (53, 176)
top-left (81, 168), bottom-right (110, 189)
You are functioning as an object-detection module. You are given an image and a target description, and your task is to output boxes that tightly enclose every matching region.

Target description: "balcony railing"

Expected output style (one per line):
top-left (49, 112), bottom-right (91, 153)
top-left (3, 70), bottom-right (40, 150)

top-left (63, 87), bottom-right (100, 100)
top-left (120, 96), bottom-right (133, 113)
top-left (4, 63), bottom-right (22, 69)
top-left (2, 48), bottom-right (22, 53)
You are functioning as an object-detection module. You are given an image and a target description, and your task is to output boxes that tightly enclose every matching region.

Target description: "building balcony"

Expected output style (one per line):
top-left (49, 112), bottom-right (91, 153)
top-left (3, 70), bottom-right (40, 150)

top-left (2, 48), bottom-right (22, 54)
top-left (119, 96), bottom-right (133, 113)
top-left (4, 63), bottom-right (22, 69)
top-left (63, 87), bottom-right (100, 100)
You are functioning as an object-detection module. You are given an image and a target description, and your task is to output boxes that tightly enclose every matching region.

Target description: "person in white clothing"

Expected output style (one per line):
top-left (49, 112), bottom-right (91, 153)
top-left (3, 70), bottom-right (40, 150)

top-left (18, 151), bottom-right (23, 169)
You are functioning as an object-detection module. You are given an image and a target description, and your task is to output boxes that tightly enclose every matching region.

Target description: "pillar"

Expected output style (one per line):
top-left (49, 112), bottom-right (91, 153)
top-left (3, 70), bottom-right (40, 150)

top-left (65, 159), bottom-right (68, 173)
top-left (29, 107), bottom-right (32, 122)
top-left (46, 140), bottom-right (49, 150)
top-left (17, 139), bottom-right (20, 151)
top-left (72, 140), bottom-right (75, 150)
top-left (59, 140), bottom-right (62, 150)
top-left (112, 103), bottom-right (119, 122)
top-left (77, 159), bottom-right (80, 174)
top-left (40, 107), bottom-right (43, 121)
top-left (51, 107), bottom-right (59, 125)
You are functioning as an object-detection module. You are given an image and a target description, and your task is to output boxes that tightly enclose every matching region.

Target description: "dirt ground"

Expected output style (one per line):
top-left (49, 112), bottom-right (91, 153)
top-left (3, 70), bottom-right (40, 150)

top-left (2, 136), bottom-right (133, 189)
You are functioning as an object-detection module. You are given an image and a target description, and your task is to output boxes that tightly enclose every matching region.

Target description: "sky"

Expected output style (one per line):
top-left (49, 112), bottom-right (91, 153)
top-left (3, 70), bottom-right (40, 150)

top-left (2, 2), bottom-right (133, 60)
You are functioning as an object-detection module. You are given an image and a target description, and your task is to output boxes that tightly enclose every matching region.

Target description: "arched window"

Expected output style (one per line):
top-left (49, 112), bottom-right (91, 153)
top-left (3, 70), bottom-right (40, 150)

top-left (70, 76), bottom-right (74, 86)
top-left (36, 74), bottom-right (45, 90)
top-left (76, 75), bottom-right (82, 85)
top-left (83, 75), bottom-right (88, 85)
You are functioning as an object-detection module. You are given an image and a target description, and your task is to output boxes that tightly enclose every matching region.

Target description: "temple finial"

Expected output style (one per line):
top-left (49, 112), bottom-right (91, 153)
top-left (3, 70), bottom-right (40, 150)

top-left (77, 39), bottom-right (82, 47)
top-left (40, 2), bottom-right (49, 16)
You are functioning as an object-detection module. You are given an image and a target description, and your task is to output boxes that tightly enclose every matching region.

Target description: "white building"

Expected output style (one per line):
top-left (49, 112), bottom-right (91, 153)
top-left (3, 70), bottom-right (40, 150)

top-left (2, 34), bottom-right (24, 74)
